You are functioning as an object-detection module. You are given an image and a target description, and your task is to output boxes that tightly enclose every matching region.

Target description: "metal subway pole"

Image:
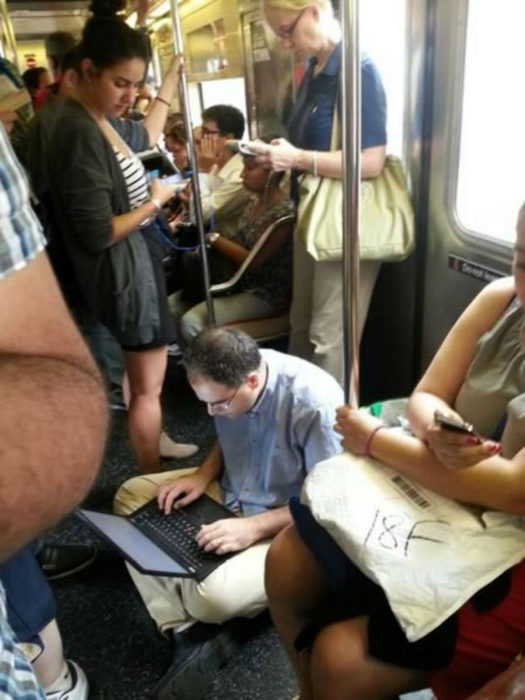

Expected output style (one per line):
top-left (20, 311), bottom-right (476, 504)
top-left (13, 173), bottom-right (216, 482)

top-left (168, 0), bottom-right (216, 324)
top-left (0, 0), bottom-right (19, 68)
top-left (341, 0), bottom-right (361, 408)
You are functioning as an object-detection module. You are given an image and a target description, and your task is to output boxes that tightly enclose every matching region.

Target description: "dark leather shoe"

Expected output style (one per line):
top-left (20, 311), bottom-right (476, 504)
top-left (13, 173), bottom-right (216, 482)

top-left (153, 622), bottom-right (243, 700)
top-left (37, 543), bottom-right (97, 581)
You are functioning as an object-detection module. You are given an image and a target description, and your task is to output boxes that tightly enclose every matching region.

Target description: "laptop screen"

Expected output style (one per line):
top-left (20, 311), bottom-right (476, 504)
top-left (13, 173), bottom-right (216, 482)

top-left (78, 509), bottom-right (188, 577)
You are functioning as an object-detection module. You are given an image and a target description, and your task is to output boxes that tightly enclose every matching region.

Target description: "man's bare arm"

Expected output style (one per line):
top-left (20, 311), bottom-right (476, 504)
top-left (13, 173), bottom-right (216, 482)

top-left (0, 252), bottom-right (108, 561)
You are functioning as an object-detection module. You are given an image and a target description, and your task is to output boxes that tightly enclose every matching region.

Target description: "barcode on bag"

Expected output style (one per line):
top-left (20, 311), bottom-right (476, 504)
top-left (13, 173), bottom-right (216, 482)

top-left (391, 475), bottom-right (431, 510)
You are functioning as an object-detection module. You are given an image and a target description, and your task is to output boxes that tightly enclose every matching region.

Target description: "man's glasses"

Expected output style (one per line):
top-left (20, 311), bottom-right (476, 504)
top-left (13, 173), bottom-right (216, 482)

top-left (207, 385), bottom-right (240, 413)
top-left (276, 7), bottom-right (308, 40)
top-left (201, 126), bottom-right (222, 136)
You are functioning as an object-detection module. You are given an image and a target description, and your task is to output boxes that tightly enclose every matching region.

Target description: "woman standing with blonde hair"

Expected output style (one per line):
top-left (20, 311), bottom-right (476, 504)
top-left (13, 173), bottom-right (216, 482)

top-left (251, 0), bottom-right (387, 384)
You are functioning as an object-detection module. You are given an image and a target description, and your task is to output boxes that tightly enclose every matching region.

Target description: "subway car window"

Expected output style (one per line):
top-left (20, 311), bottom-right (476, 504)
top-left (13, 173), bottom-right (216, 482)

top-left (200, 77), bottom-right (248, 137)
top-left (361, 0), bottom-right (407, 157)
top-left (455, 0), bottom-right (525, 245)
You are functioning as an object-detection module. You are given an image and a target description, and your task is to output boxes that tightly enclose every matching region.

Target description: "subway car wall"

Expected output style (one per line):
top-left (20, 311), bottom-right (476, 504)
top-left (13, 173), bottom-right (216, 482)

top-left (4, 0), bottom-right (517, 400)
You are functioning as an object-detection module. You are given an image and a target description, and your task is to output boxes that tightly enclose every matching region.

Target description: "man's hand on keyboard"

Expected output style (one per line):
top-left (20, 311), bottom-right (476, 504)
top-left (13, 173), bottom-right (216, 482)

top-left (157, 474), bottom-right (208, 513)
top-left (196, 518), bottom-right (257, 555)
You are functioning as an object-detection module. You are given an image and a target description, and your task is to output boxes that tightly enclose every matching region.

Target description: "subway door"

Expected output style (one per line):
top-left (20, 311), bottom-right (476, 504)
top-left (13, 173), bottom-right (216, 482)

top-left (359, 0), bottom-right (417, 404)
top-left (418, 0), bottom-right (522, 371)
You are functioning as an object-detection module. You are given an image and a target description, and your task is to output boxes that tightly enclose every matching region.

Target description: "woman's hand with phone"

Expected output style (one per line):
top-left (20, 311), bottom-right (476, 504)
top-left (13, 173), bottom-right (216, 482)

top-left (150, 177), bottom-right (177, 207)
top-left (426, 409), bottom-right (500, 469)
top-left (248, 137), bottom-right (302, 172)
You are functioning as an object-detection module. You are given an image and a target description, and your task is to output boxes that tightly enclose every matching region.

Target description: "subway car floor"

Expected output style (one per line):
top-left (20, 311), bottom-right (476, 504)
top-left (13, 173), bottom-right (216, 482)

top-left (45, 357), bottom-right (435, 700)
top-left (46, 359), bottom-right (297, 700)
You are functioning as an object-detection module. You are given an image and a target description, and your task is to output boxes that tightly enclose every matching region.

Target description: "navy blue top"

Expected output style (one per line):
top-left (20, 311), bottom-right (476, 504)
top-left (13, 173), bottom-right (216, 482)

top-left (287, 44), bottom-right (387, 152)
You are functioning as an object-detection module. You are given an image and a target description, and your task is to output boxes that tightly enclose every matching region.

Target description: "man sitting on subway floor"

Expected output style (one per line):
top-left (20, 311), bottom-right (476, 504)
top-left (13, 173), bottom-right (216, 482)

top-left (114, 326), bottom-right (343, 699)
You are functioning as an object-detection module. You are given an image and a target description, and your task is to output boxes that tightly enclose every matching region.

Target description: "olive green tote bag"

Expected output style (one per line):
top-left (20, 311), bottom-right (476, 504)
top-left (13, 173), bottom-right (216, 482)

top-left (296, 114), bottom-right (415, 262)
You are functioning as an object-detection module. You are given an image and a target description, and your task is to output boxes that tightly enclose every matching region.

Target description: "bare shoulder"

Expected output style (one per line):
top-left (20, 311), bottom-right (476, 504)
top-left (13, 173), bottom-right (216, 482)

top-left (460, 276), bottom-right (516, 333)
top-left (477, 275), bottom-right (515, 303)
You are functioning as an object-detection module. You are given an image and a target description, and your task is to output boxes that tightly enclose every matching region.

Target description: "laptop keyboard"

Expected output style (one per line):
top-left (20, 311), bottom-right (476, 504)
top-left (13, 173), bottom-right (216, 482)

top-left (131, 506), bottom-right (221, 576)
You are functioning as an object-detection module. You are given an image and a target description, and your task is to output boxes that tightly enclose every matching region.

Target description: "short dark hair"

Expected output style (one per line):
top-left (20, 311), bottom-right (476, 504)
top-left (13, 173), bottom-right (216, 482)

top-left (201, 105), bottom-right (245, 139)
top-left (22, 67), bottom-right (48, 93)
top-left (61, 46), bottom-right (80, 74)
top-left (184, 327), bottom-right (261, 388)
top-left (78, 0), bottom-right (148, 72)
top-left (45, 31), bottom-right (77, 73)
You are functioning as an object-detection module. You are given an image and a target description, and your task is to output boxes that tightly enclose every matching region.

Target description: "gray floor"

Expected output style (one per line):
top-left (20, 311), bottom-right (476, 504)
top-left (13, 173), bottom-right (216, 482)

top-left (48, 361), bottom-right (297, 700)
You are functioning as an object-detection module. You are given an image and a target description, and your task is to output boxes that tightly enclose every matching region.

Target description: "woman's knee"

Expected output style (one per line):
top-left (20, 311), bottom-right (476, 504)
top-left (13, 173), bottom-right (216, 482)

top-left (310, 619), bottom-right (426, 700)
top-left (125, 347), bottom-right (167, 398)
top-left (265, 525), bottom-right (327, 610)
top-left (312, 622), bottom-right (363, 683)
top-left (310, 620), bottom-right (373, 700)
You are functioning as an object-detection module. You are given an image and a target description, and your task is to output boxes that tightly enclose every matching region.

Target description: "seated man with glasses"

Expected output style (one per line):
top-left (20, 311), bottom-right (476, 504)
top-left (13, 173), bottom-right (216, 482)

top-left (113, 326), bottom-right (343, 699)
top-left (180, 104), bottom-right (250, 240)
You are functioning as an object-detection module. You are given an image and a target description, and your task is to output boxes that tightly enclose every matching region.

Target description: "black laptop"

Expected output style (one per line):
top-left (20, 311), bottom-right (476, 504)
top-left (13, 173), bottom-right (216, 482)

top-left (78, 494), bottom-right (236, 581)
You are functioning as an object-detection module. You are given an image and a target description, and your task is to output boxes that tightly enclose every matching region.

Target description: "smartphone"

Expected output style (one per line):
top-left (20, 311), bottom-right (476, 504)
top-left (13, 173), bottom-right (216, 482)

top-left (161, 173), bottom-right (184, 185)
top-left (161, 173), bottom-right (189, 192)
top-left (225, 140), bottom-right (258, 156)
top-left (434, 410), bottom-right (480, 439)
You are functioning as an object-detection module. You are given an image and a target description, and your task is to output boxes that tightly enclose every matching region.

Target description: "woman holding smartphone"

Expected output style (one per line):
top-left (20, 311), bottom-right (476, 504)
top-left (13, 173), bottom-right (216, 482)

top-left (249, 0), bottom-right (387, 385)
top-left (265, 204), bottom-right (525, 699)
top-left (48, 0), bottom-right (196, 473)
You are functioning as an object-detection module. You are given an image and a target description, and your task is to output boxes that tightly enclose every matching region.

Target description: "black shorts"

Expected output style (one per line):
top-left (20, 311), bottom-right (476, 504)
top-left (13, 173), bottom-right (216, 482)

top-left (290, 498), bottom-right (458, 671)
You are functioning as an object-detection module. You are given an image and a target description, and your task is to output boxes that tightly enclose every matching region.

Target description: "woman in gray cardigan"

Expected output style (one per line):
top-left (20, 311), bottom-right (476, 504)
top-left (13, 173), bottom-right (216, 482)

top-left (48, 0), bottom-right (187, 473)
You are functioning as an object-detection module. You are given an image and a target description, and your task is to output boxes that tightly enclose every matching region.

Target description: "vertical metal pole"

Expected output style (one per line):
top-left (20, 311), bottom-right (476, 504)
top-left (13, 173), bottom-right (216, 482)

top-left (0, 0), bottom-right (19, 69)
top-left (168, 0), bottom-right (216, 324)
top-left (341, 0), bottom-right (361, 408)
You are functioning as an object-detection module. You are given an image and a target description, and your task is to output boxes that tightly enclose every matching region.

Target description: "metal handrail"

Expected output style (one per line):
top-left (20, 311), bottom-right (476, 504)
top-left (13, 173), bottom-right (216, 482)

top-left (168, 0), bottom-right (215, 324)
top-left (0, 0), bottom-right (19, 68)
top-left (210, 214), bottom-right (295, 294)
top-left (341, 0), bottom-right (361, 408)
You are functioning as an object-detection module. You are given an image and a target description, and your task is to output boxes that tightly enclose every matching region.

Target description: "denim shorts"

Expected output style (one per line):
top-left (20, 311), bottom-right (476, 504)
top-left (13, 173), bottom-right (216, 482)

top-left (0, 543), bottom-right (56, 644)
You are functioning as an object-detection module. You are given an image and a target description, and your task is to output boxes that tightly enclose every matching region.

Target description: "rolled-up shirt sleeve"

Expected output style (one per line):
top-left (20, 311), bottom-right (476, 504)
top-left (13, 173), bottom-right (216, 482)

top-left (295, 402), bottom-right (343, 473)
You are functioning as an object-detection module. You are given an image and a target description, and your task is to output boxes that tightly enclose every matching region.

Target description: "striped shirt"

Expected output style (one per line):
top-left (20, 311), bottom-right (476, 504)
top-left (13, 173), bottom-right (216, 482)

top-left (0, 124), bottom-right (45, 278)
top-left (0, 59), bottom-right (34, 163)
top-left (112, 146), bottom-right (149, 210)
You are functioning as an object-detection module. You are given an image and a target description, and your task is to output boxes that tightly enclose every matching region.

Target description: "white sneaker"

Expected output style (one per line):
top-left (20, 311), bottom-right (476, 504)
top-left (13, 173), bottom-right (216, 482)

top-left (45, 660), bottom-right (88, 700)
top-left (159, 432), bottom-right (198, 459)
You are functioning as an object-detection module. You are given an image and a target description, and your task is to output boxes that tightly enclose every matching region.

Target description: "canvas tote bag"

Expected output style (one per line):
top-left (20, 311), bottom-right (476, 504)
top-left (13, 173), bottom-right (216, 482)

top-left (296, 113), bottom-right (415, 262)
top-left (301, 430), bottom-right (525, 642)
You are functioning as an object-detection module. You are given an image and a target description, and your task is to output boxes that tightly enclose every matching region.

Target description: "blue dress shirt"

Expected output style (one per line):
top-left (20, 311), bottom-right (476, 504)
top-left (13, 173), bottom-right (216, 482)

top-left (215, 350), bottom-right (344, 516)
top-left (288, 45), bottom-right (387, 152)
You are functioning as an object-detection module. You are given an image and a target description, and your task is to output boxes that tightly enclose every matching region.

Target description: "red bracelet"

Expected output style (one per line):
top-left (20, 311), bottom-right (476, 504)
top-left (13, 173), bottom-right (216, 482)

top-left (365, 425), bottom-right (384, 457)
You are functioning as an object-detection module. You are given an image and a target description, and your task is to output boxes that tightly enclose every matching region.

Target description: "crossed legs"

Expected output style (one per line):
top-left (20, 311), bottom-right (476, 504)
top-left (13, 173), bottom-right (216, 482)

top-left (265, 525), bottom-right (427, 700)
